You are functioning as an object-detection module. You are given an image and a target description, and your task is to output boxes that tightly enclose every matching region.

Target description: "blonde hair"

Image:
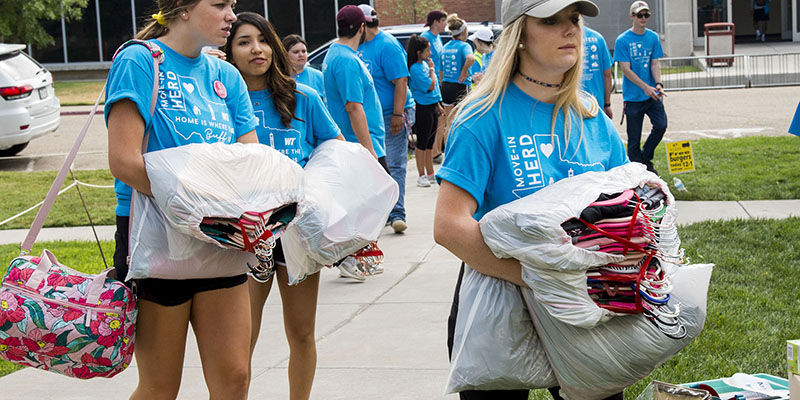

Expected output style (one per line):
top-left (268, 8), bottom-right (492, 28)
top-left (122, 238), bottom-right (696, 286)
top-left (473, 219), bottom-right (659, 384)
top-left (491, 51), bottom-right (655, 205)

top-left (446, 13), bottom-right (467, 38)
top-left (136, 0), bottom-right (200, 40)
top-left (452, 15), bottom-right (599, 154)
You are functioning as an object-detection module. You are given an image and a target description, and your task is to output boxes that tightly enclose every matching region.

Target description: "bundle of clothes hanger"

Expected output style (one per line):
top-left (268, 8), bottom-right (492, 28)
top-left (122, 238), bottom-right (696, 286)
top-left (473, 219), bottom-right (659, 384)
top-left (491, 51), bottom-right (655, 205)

top-left (560, 185), bottom-right (688, 339)
top-left (198, 204), bottom-right (384, 280)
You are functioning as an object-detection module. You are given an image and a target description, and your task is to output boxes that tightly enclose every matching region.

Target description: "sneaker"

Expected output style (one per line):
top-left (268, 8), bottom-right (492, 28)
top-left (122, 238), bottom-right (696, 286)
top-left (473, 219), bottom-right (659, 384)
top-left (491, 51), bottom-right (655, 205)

top-left (432, 153), bottom-right (443, 164)
top-left (761, 33), bottom-right (766, 42)
top-left (426, 174), bottom-right (436, 184)
top-left (391, 219), bottom-right (407, 233)
top-left (756, 29), bottom-right (761, 40)
top-left (417, 176), bottom-right (431, 187)
top-left (337, 257), bottom-right (366, 282)
top-left (644, 161), bottom-right (658, 175)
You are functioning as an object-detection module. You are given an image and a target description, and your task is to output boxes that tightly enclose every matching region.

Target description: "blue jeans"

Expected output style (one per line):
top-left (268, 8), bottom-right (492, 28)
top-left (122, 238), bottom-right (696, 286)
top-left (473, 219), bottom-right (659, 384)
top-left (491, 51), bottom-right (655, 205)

top-left (384, 107), bottom-right (415, 223)
top-left (624, 98), bottom-right (668, 164)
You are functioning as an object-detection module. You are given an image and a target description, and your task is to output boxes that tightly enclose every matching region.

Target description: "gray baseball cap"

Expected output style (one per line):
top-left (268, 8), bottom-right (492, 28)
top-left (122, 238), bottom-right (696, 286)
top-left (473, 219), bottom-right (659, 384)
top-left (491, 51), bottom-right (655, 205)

top-left (502, 0), bottom-right (599, 27)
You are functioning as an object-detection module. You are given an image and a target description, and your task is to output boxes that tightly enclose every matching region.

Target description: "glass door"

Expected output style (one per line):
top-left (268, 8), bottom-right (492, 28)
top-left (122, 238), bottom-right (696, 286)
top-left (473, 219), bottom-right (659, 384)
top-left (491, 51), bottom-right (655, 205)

top-left (694, 0), bottom-right (732, 46)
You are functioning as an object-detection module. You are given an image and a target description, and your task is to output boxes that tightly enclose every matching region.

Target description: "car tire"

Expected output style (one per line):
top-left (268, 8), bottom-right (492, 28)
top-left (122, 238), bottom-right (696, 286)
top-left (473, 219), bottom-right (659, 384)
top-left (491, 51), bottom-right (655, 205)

top-left (0, 142), bottom-right (29, 157)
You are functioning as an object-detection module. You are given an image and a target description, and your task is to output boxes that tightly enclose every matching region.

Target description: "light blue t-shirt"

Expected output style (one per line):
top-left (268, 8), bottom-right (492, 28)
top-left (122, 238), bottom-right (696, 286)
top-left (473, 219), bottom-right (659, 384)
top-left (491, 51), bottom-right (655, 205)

top-left (105, 39), bottom-right (258, 216)
top-left (613, 28), bottom-right (664, 102)
top-left (295, 66), bottom-right (325, 104)
top-left (789, 101), bottom-right (800, 137)
top-left (469, 50), bottom-right (493, 77)
top-left (358, 30), bottom-right (415, 115)
top-left (436, 82), bottom-right (629, 220)
top-left (250, 83), bottom-right (341, 166)
top-left (409, 61), bottom-right (442, 106)
top-left (421, 29), bottom-right (443, 76)
top-left (582, 27), bottom-right (612, 107)
top-left (322, 42), bottom-right (386, 158)
top-left (442, 39), bottom-right (473, 85)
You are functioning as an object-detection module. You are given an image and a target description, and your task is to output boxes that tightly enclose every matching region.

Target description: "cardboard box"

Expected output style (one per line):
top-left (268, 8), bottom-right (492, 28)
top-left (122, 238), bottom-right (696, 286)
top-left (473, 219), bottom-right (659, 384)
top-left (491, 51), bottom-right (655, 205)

top-left (789, 340), bottom-right (800, 375)
top-left (790, 372), bottom-right (799, 400)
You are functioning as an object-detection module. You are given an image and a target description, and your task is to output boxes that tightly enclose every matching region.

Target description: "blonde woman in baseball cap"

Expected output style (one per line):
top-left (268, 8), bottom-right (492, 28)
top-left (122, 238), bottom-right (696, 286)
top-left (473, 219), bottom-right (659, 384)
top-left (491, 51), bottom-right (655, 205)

top-left (434, 1), bottom-right (629, 399)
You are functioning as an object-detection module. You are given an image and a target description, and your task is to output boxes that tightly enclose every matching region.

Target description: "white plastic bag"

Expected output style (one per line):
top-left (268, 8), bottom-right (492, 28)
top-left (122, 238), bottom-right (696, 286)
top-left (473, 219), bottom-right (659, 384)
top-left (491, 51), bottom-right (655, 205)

top-left (446, 265), bottom-right (556, 393)
top-left (284, 140), bottom-right (398, 285)
top-left (521, 264), bottom-right (713, 400)
top-left (128, 142), bottom-right (304, 280)
top-left (480, 163), bottom-right (679, 328)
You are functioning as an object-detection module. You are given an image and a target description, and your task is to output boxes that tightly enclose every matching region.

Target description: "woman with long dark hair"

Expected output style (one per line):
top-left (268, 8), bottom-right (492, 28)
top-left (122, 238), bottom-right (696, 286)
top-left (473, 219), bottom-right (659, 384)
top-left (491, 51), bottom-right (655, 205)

top-left (106, 0), bottom-right (257, 398)
top-left (224, 12), bottom-right (343, 400)
top-left (434, 1), bottom-right (629, 399)
top-left (406, 34), bottom-right (444, 187)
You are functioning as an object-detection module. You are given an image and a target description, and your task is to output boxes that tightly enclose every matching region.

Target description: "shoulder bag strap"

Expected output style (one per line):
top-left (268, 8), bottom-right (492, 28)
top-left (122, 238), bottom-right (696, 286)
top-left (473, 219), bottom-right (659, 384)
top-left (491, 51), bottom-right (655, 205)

top-left (19, 40), bottom-right (163, 255)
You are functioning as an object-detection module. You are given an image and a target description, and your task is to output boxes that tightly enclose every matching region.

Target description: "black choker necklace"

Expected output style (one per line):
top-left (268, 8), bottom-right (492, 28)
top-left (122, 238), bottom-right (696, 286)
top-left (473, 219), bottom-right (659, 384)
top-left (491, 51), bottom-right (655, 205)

top-left (518, 71), bottom-right (562, 88)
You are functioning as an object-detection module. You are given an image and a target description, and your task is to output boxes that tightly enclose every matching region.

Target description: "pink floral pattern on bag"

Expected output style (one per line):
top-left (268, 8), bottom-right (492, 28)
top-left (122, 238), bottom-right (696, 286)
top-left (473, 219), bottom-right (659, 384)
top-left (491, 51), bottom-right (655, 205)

top-left (0, 255), bottom-right (138, 379)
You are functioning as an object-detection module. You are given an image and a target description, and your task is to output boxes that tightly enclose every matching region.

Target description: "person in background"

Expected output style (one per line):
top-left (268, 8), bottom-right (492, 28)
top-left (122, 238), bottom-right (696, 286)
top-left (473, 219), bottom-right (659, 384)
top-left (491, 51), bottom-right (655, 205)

top-left (106, 0), bottom-right (257, 398)
top-left (357, 4), bottom-right (416, 234)
top-left (582, 25), bottom-right (613, 118)
top-left (322, 5), bottom-right (386, 167)
top-left (422, 9), bottom-right (448, 164)
top-left (436, 13), bottom-right (474, 159)
top-left (432, 0), bottom-right (629, 398)
top-left (752, 0), bottom-right (770, 42)
top-left (224, 12), bottom-right (344, 399)
top-left (468, 27), bottom-right (495, 87)
top-left (407, 34), bottom-right (444, 188)
top-left (283, 34), bottom-right (326, 101)
top-left (614, 0), bottom-right (667, 175)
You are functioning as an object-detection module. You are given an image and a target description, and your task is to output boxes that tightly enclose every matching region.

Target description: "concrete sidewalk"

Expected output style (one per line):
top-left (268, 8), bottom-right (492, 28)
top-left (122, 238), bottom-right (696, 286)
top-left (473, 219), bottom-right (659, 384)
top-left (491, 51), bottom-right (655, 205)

top-left (0, 165), bottom-right (799, 399)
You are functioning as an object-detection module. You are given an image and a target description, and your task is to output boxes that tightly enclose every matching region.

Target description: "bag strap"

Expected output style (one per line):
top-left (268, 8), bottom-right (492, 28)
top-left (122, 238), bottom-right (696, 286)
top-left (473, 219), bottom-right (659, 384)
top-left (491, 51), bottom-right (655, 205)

top-left (19, 39), bottom-right (163, 255)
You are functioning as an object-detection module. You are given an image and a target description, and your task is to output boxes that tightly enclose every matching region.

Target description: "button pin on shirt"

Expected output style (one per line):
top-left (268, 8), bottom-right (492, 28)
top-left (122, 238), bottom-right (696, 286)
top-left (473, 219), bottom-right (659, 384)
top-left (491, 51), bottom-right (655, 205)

top-left (214, 80), bottom-right (227, 99)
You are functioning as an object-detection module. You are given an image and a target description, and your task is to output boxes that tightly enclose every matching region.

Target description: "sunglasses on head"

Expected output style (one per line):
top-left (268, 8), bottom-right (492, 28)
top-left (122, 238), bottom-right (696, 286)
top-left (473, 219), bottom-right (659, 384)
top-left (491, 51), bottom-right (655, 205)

top-left (635, 12), bottom-right (651, 18)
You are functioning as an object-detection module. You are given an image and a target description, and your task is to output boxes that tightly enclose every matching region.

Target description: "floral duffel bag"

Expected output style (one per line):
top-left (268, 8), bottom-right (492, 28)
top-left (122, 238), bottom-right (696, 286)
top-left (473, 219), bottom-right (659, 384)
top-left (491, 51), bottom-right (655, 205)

top-left (0, 250), bottom-right (137, 379)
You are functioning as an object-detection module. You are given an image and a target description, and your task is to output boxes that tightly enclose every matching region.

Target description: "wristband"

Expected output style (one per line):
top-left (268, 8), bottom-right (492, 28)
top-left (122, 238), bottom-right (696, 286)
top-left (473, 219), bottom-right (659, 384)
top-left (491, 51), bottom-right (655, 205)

top-left (392, 113), bottom-right (403, 117)
top-left (604, 103), bottom-right (612, 107)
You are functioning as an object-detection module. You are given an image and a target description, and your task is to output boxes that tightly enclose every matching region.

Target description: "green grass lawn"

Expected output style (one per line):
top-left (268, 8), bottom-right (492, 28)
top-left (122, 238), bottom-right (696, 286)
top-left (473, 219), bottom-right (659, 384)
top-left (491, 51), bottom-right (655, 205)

top-left (53, 80), bottom-right (105, 106)
top-left (0, 170), bottom-right (115, 230)
top-left (652, 136), bottom-right (800, 201)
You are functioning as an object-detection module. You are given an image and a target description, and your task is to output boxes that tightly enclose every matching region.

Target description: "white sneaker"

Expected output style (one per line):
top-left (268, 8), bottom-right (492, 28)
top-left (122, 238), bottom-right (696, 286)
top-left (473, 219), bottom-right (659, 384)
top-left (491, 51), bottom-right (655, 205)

top-left (762, 33), bottom-right (766, 42)
top-left (417, 176), bottom-right (431, 187)
top-left (337, 257), bottom-right (366, 282)
top-left (426, 174), bottom-right (436, 184)
top-left (756, 29), bottom-right (761, 40)
top-left (391, 219), bottom-right (407, 233)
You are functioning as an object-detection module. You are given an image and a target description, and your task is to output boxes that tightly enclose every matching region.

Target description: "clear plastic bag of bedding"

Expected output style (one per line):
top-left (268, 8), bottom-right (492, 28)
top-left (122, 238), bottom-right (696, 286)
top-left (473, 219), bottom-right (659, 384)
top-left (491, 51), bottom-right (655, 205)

top-left (283, 140), bottom-right (399, 285)
top-left (521, 263), bottom-right (713, 400)
top-left (129, 142), bottom-right (304, 280)
top-left (445, 265), bottom-right (556, 394)
top-left (479, 163), bottom-right (680, 328)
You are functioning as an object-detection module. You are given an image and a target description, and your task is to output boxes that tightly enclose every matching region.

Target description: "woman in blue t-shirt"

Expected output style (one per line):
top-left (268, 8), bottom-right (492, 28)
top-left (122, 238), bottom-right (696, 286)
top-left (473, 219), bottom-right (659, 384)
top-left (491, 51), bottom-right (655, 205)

top-left (436, 13), bottom-right (475, 159)
top-left (105, 0), bottom-right (258, 398)
top-left (407, 34), bottom-right (444, 187)
top-left (224, 12), bottom-right (343, 399)
top-left (282, 34), bottom-right (326, 102)
top-left (433, 1), bottom-right (628, 399)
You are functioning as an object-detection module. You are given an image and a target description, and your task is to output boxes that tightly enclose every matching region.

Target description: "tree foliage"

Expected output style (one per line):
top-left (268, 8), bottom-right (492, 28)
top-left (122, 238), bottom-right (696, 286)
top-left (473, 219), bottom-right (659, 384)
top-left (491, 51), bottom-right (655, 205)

top-left (0, 0), bottom-right (88, 47)
top-left (381, 0), bottom-right (444, 25)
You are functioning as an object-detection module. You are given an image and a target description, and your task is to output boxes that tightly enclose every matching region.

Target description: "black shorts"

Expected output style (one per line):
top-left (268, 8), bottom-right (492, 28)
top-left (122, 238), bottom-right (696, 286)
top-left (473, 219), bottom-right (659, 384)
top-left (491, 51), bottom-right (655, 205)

top-left (114, 215), bottom-right (248, 307)
top-left (441, 82), bottom-right (469, 106)
top-left (412, 103), bottom-right (439, 151)
top-left (754, 8), bottom-right (769, 22)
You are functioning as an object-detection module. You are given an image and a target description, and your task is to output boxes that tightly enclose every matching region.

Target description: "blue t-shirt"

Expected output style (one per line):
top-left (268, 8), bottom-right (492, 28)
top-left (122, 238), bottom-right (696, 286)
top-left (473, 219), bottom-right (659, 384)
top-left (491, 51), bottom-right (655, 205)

top-left (582, 27), bottom-right (612, 107)
top-left (295, 66), bottom-right (325, 103)
top-left (442, 40), bottom-right (473, 85)
top-left (322, 43), bottom-right (386, 158)
top-left (436, 82), bottom-right (629, 220)
top-left (105, 39), bottom-right (258, 216)
top-left (250, 83), bottom-right (341, 166)
top-left (421, 29), bottom-right (444, 76)
top-left (469, 50), bottom-right (493, 77)
top-left (358, 31), bottom-right (415, 115)
top-left (613, 28), bottom-right (664, 102)
top-left (409, 61), bottom-right (442, 106)
top-left (789, 101), bottom-right (800, 137)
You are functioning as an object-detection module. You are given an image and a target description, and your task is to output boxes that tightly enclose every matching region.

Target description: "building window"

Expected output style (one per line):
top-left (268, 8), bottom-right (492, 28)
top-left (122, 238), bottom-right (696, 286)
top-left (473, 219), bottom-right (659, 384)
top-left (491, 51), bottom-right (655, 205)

top-left (31, 20), bottom-right (64, 64)
top-left (65, 0), bottom-right (100, 62)
top-left (268, 0), bottom-right (302, 38)
top-left (302, 0), bottom-right (336, 50)
top-left (101, 0), bottom-right (134, 61)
